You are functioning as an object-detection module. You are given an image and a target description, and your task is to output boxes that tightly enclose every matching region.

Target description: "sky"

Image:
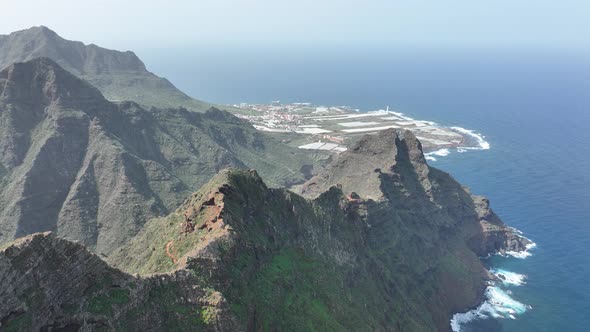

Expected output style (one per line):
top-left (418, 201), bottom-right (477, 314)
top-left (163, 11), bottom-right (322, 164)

top-left (1, 0), bottom-right (590, 52)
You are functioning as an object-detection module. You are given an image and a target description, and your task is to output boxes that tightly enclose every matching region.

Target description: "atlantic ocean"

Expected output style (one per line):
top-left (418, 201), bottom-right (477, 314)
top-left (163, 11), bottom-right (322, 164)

top-left (142, 47), bottom-right (590, 331)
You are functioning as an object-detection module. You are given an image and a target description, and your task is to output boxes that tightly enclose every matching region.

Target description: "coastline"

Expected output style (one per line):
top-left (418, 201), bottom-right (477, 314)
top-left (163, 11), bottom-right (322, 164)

top-left (450, 233), bottom-right (536, 331)
top-left (233, 103), bottom-right (487, 155)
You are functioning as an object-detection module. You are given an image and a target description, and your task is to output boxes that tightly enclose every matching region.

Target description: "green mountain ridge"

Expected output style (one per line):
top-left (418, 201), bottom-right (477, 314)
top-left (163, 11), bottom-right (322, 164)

top-left (0, 27), bottom-right (531, 332)
top-left (0, 26), bottom-right (212, 111)
top-left (0, 132), bottom-right (530, 330)
top-left (0, 57), bottom-right (321, 255)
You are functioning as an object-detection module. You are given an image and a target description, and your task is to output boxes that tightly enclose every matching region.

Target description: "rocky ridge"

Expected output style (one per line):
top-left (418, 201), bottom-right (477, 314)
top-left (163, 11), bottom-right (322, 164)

top-left (0, 26), bottom-right (211, 110)
top-left (0, 58), bottom-right (319, 256)
top-left (1, 128), bottom-right (530, 331)
top-left (0, 232), bottom-right (239, 331)
top-left (0, 26), bottom-right (532, 332)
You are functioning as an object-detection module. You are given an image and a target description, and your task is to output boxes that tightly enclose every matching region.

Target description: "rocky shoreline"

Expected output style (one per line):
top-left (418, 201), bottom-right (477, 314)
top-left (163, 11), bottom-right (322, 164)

top-left (451, 218), bottom-right (535, 331)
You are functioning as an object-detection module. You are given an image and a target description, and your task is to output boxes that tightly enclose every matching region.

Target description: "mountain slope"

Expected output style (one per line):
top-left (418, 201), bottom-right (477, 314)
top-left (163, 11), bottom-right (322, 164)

top-left (0, 58), bottom-right (319, 255)
top-left (0, 130), bottom-right (529, 331)
top-left (108, 132), bottom-right (530, 331)
top-left (0, 232), bottom-right (239, 331)
top-left (300, 129), bottom-right (528, 256)
top-left (0, 26), bottom-right (211, 110)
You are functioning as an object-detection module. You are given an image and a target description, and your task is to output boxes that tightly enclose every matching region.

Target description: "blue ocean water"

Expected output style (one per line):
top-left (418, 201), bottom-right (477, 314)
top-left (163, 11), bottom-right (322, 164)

top-left (142, 47), bottom-right (590, 331)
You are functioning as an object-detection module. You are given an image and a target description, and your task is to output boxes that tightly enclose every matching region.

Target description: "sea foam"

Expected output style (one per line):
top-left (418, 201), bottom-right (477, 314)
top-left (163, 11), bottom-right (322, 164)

top-left (424, 148), bottom-right (451, 161)
top-left (422, 126), bottom-right (490, 162)
top-left (490, 269), bottom-right (527, 286)
top-left (450, 231), bottom-right (535, 331)
top-left (451, 126), bottom-right (491, 150)
top-left (450, 286), bottom-right (531, 332)
top-left (504, 241), bottom-right (537, 259)
top-left (501, 232), bottom-right (537, 259)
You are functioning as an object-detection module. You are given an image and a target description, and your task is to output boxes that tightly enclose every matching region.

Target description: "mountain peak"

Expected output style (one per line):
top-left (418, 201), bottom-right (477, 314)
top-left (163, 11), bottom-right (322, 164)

top-left (5, 25), bottom-right (58, 37)
top-left (300, 128), bottom-right (429, 200)
top-left (28, 25), bottom-right (58, 35)
top-left (0, 57), bottom-right (105, 105)
top-left (0, 26), bottom-right (148, 76)
top-left (0, 26), bottom-right (215, 110)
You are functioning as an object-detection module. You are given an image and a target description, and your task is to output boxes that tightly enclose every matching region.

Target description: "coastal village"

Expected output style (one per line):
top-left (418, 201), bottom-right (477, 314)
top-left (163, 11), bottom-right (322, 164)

top-left (232, 101), bottom-right (483, 154)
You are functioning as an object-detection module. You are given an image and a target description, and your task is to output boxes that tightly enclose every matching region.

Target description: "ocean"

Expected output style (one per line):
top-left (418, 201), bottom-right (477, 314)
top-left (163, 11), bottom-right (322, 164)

top-left (141, 47), bottom-right (590, 331)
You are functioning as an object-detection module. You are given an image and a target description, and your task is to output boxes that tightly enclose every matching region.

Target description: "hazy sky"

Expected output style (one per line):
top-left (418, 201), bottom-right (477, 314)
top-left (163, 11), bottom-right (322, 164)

top-left (1, 0), bottom-right (589, 51)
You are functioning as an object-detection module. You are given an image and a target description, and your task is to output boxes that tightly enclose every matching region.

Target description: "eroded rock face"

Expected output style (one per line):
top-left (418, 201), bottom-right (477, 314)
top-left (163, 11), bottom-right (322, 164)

top-left (296, 129), bottom-right (529, 329)
top-left (469, 195), bottom-right (532, 256)
top-left (301, 129), bottom-right (433, 200)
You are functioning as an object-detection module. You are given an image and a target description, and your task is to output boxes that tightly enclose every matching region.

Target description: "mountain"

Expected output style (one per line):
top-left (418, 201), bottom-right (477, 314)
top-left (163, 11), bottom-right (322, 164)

top-left (0, 58), bottom-right (320, 255)
top-left (0, 232), bottom-right (239, 331)
top-left (299, 129), bottom-right (528, 256)
top-left (110, 130), bottom-right (528, 331)
top-left (0, 130), bottom-right (529, 331)
top-left (0, 26), bottom-right (212, 110)
top-left (0, 27), bottom-right (530, 331)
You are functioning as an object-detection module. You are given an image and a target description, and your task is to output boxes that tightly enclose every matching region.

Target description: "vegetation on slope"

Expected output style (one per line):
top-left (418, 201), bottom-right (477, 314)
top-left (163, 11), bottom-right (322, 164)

top-left (0, 26), bottom-right (212, 111)
top-left (0, 58), bottom-right (324, 255)
top-left (110, 162), bottom-right (503, 331)
top-left (2, 134), bottom-right (528, 330)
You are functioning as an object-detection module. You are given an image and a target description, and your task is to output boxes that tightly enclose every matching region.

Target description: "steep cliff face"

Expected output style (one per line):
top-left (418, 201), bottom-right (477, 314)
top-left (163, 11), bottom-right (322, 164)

top-left (0, 58), bottom-right (318, 255)
top-left (300, 129), bottom-right (530, 257)
top-left (468, 195), bottom-right (531, 256)
top-left (0, 26), bottom-right (211, 110)
top-left (297, 129), bottom-right (531, 329)
top-left (300, 129), bottom-right (431, 200)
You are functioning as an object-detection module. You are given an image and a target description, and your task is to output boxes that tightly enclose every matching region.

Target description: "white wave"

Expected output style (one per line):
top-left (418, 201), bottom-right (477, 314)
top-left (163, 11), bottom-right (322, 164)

top-left (490, 269), bottom-right (527, 286)
top-left (504, 241), bottom-right (537, 259)
top-left (451, 126), bottom-right (491, 150)
top-left (500, 232), bottom-right (537, 259)
top-left (424, 148), bottom-right (451, 162)
top-left (457, 148), bottom-right (467, 153)
top-left (431, 148), bottom-right (450, 156)
top-left (450, 286), bottom-right (531, 332)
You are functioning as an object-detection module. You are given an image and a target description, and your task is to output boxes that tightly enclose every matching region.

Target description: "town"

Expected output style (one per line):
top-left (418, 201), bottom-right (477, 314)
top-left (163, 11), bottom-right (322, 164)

top-left (232, 101), bottom-right (483, 154)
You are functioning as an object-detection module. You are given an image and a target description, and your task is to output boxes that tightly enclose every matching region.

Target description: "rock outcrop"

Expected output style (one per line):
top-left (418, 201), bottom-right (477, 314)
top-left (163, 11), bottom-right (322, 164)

top-left (469, 195), bottom-right (532, 256)
top-left (301, 129), bottom-right (530, 258)
top-left (300, 129), bottom-right (432, 200)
